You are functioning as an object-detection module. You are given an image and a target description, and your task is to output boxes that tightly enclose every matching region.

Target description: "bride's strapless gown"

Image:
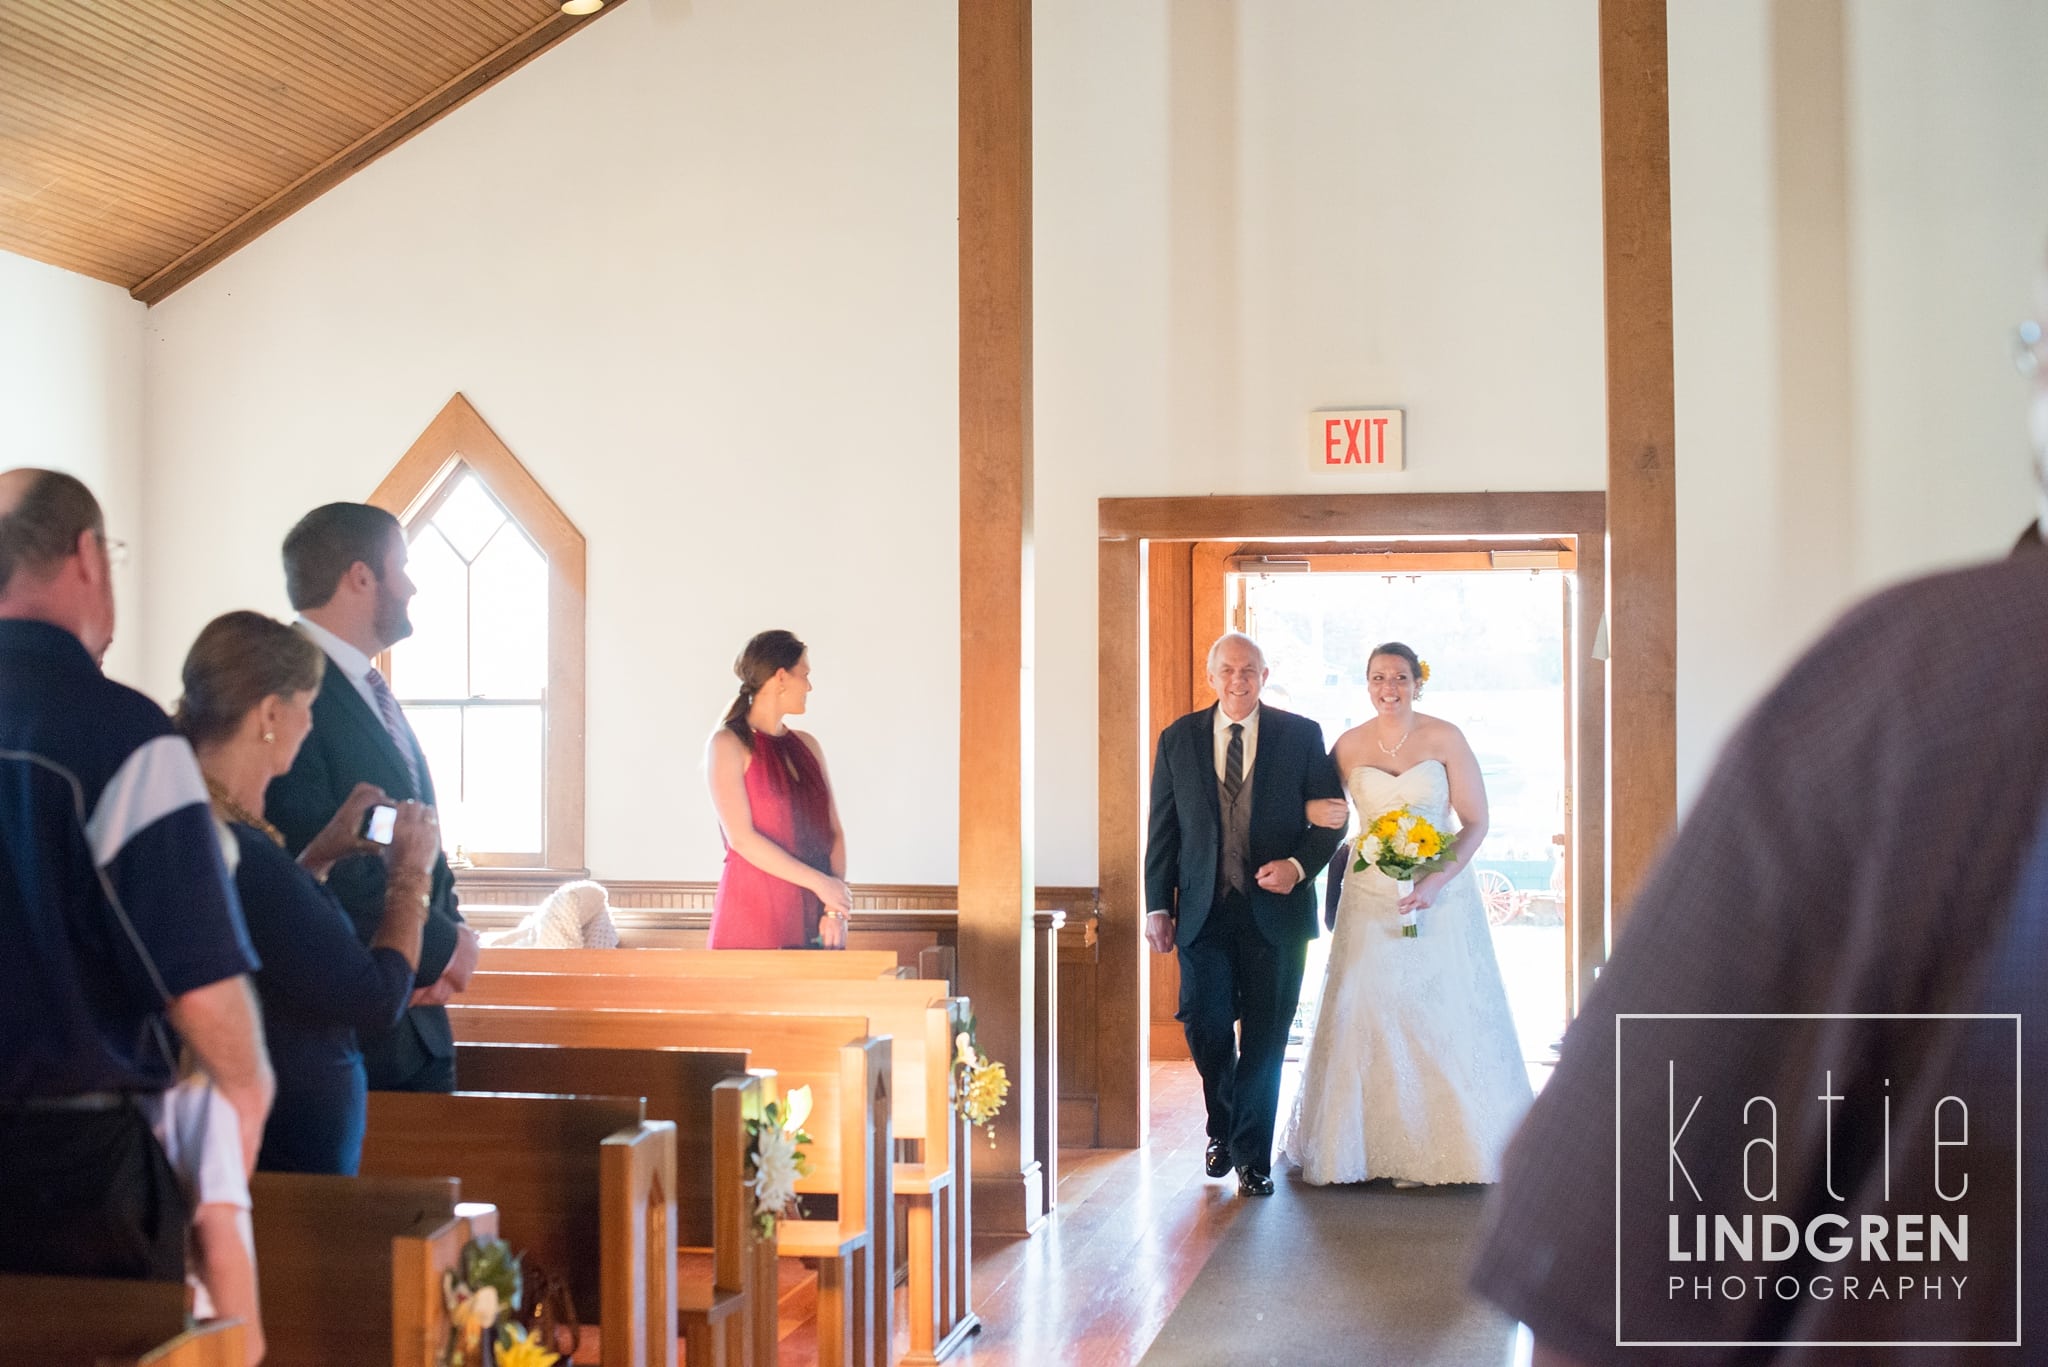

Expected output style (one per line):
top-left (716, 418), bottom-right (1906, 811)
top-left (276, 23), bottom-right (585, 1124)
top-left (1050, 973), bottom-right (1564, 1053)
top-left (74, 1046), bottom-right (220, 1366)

top-left (1279, 759), bottom-right (1534, 1185)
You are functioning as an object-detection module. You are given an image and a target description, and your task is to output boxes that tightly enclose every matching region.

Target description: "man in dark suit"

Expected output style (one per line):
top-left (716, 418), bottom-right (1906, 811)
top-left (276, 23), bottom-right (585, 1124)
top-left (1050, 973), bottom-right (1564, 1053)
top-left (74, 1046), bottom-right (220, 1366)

top-left (266, 503), bottom-right (477, 1092)
top-left (1145, 631), bottom-right (1345, 1195)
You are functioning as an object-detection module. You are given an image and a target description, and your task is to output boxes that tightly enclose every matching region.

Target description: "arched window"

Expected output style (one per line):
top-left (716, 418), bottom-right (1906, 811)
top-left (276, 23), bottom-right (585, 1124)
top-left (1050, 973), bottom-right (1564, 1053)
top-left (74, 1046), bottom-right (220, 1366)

top-left (371, 394), bottom-right (585, 870)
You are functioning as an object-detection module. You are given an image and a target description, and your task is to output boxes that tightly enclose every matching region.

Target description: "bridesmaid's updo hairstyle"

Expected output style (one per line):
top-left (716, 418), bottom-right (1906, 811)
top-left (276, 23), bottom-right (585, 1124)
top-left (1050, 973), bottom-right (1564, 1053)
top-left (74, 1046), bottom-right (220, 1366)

top-left (722, 629), bottom-right (807, 751)
top-left (175, 611), bottom-right (326, 746)
top-left (1368, 641), bottom-right (1425, 695)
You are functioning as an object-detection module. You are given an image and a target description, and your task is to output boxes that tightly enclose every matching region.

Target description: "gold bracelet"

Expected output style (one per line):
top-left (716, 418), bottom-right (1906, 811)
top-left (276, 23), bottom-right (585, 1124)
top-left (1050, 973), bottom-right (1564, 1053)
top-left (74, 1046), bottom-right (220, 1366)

top-left (387, 880), bottom-right (431, 911)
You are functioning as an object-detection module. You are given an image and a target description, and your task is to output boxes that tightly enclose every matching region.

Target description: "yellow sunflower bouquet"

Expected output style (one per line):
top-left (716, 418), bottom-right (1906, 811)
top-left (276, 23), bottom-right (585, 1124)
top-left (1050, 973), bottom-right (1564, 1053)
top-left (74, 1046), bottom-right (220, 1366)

top-left (1351, 808), bottom-right (1457, 937)
top-left (953, 1016), bottom-right (1011, 1148)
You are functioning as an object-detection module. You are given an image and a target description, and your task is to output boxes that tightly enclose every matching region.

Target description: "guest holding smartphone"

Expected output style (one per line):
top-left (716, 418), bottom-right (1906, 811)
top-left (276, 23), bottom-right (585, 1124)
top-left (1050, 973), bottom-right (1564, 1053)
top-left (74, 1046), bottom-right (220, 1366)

top-left (176, 611), bottom-right (436, 1174)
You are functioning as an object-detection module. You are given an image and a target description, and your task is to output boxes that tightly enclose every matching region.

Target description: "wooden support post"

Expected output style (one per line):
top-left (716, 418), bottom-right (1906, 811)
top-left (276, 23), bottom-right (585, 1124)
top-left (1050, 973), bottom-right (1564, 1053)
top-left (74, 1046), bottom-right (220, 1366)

top-left (1031, 908), bottom-right (1064, 1207)
top-left (1598, 0), bottom-right (1679, 934)
top-left (1095, 536), bottom-right (1143, 1147)
top-left (959, 0), bottom-right (1042, 1234)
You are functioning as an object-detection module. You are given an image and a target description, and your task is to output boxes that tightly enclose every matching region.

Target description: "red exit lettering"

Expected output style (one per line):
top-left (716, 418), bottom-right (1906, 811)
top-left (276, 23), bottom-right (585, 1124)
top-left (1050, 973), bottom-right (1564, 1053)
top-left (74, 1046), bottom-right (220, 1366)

top-left (1322, 416), bottom-right (1390, 464)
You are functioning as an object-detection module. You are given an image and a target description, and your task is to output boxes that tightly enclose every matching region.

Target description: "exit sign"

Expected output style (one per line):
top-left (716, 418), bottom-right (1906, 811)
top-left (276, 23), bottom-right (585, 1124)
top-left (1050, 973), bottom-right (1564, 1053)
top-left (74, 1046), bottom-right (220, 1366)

top-left (1313, 408), bottom-right (1404, 471)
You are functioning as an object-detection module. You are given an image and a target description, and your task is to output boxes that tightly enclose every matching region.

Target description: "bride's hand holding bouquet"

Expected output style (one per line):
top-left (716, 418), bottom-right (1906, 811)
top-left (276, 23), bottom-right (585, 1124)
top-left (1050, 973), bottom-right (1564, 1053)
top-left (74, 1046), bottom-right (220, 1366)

top-left (1353, 808), bottom-right (1457, 937)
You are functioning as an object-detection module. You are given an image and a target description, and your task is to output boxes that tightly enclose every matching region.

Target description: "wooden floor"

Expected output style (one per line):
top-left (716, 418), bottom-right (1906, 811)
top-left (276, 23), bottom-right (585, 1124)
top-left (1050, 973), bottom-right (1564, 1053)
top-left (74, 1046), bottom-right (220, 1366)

top-left (895, 1060), bottom-right (1242, 1367)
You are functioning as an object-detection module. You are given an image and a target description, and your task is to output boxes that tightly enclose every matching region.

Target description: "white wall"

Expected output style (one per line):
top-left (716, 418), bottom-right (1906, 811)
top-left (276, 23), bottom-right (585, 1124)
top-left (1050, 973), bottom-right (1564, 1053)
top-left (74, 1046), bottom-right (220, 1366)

top-left (0, 249), bottom-right (146, 681)
top-left (139, 0), bottom-right (1611, 886)
top-left (1848, 1), bottom-right (2048, 582)
top-left (141, 0), bottom-right (959, 882)
top-left (1666, 0), bottom-right (2048, 806)
top-left (1034, 0), bottom-right (1609, 879)
top-left (131, 0), bottom-right (2048, 881)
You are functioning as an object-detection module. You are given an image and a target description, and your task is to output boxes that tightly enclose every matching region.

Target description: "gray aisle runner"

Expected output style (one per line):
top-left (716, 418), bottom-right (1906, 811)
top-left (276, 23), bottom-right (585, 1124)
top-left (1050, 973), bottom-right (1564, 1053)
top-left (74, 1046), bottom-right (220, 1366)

top-left (1140, 1175), bottom-right (1518, 1367)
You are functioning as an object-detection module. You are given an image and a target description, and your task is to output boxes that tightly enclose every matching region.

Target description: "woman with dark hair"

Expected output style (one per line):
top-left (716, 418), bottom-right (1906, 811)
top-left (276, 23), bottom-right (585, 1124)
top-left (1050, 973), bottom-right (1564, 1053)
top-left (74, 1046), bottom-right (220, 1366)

top-left (176, 611), bottom-right (438, 1173)
top-left (703, 629), bottom-right (851, 949)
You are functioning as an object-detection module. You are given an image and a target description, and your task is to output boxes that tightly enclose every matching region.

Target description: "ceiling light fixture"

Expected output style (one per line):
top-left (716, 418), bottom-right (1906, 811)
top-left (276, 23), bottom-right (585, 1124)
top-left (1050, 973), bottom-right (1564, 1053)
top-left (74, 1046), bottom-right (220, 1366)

top-left (561, 0), bottom-right (603, 15)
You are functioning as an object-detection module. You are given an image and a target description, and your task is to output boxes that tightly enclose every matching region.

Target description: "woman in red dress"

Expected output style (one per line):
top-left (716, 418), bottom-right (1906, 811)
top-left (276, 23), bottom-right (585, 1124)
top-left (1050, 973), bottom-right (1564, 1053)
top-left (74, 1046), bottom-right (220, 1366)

top-left (705, 630), bottom-right (852, 948)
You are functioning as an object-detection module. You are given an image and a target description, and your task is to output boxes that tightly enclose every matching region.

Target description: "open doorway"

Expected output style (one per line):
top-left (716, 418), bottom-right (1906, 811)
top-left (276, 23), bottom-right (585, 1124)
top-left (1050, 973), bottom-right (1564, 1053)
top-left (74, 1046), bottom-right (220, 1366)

top-left (1095, 492), bottom-right (1606, 1148)
top-left (1236, 561), bottom-right (1571, 1072)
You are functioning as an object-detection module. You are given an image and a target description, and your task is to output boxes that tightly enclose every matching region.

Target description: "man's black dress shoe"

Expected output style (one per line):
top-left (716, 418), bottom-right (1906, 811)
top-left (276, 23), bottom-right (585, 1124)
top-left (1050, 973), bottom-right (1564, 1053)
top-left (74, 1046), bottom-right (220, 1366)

top-left (1236, 1167), bottom-right (1274, 1197)
top-left (1204, 1139), bottom-right (1231, 1179)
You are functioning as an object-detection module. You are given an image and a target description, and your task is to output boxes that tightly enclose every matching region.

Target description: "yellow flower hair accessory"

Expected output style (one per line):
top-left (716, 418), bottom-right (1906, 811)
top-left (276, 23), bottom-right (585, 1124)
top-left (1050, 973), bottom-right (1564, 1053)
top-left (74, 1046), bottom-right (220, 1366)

top-left (1416, 658), bottom-right (1431, 685)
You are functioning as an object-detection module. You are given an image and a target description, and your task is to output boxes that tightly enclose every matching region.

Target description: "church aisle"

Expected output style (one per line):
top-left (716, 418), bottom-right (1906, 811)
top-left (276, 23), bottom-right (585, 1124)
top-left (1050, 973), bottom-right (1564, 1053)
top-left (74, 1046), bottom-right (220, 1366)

top-left (906, 1061), bottom-right (1247, 1366)
top-left (1138, 1173), bottom-right (1521, 1366)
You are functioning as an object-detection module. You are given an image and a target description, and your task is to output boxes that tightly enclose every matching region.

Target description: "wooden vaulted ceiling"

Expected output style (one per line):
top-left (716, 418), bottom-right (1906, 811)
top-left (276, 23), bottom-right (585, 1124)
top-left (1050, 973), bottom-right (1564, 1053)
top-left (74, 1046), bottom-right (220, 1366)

top-left (0, 0), bottom-right (624, 305)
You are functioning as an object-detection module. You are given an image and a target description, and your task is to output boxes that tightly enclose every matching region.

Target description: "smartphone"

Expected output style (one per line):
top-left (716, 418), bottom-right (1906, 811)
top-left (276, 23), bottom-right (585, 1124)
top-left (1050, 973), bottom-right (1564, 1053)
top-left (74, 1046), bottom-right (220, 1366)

top-left (360, 803), bottom-right (398, 845)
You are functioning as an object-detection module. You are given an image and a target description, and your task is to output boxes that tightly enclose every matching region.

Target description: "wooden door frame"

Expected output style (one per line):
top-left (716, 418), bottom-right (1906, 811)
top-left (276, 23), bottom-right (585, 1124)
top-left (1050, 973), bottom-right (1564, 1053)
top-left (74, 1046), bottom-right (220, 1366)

top-left (1096, 491), bottom-right (1607, 1146)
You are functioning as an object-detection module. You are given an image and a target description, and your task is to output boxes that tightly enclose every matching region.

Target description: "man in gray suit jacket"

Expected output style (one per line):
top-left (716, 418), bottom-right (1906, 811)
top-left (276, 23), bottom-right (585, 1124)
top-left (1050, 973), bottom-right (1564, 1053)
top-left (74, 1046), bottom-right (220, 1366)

top-left (267, 503), bottom-right (477, 1092)
top-left (1145, 632), bottom-right (1345, 1195)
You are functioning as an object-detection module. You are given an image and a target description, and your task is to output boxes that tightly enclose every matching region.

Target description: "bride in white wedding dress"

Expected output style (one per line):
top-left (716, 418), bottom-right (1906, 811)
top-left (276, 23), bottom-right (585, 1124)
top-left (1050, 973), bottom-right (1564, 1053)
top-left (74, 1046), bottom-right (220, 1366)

top-left (1279, 642), bottom-right (1533, 1186)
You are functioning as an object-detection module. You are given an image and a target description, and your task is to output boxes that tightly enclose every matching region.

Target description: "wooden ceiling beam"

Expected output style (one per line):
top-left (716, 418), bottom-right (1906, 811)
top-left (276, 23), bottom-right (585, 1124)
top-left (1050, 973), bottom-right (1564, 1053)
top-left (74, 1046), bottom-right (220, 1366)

top-left (130, 3), bottom-right (628, 306)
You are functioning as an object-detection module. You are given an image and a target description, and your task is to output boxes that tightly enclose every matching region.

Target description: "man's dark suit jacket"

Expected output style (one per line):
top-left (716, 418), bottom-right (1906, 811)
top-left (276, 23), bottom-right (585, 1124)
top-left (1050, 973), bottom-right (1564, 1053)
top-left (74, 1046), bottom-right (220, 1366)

top-left (266, 658), bottom-right (462, 1089)
top-left (1144, 704), bottom-right (1345, 947)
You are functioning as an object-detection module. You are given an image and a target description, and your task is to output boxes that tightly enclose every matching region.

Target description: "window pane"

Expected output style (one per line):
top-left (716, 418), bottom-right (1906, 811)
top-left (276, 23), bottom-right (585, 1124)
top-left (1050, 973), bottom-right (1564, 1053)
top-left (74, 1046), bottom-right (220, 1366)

top-left (468, 523), bottom-right (548, 700)
top-left (434, 471), bottom-right (508, 562)
top-left (391, 527), bottom-right (468, 700)
top-left (402, 703), bottom-right (466, 849)
top-left (463, 706), bottom-right (543, 853)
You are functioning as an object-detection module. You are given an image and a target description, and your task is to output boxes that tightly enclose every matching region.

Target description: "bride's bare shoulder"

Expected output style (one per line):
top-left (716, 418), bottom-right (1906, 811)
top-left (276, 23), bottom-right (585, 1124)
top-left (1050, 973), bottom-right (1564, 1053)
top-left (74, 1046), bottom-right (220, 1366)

top-left (1331, 723), bottom-right (1374, 765)
top-left (1413, 714), bottom-right (1478, 764)
top-left (1332, 720), bottom-right (1374, 746)
top-left (1413, 713), bottom-right (1465, 739)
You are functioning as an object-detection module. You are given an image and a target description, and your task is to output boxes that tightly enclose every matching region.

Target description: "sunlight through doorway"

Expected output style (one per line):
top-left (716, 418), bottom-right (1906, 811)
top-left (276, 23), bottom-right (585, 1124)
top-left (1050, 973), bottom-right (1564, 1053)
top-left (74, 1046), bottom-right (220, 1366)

top-left (1238, 567), bottom-right (1571, 1074)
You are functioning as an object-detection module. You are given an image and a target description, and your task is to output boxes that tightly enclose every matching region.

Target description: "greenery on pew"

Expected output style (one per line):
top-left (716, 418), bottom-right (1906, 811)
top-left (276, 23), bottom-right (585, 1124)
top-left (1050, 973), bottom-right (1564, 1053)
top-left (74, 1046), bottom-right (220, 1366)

top-left (747, 1085), bottom-right (815, 1237)
top-left (954, 1015), bottom-right (1011, 1147)
top-left (440, 1236), bottom-right (562, 1367)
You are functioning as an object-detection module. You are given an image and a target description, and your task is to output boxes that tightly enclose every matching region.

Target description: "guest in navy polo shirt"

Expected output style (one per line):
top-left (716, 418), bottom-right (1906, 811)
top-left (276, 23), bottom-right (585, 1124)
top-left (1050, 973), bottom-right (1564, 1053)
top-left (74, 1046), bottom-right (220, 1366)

top-left (0, 468), bottom-right (273, 1282)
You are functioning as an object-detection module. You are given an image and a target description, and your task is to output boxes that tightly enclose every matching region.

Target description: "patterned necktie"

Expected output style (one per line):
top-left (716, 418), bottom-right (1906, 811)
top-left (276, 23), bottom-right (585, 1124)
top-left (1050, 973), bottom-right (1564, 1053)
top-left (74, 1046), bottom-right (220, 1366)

top-left (1224, 722), bottom-right (1244, 806)
top-left (363, 666), bottom-right (423, 794)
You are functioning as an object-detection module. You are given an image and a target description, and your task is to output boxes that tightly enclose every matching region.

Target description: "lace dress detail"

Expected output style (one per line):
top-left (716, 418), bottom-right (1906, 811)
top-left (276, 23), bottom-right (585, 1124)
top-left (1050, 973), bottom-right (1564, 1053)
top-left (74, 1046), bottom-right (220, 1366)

top-left (1278, 759), bottom-right (1533, 1184)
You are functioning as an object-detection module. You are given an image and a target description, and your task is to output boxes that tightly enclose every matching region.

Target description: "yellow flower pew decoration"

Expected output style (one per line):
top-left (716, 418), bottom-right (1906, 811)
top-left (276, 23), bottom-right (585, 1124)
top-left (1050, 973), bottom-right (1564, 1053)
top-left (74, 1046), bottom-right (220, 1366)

top-left (953, 1015), bottom-right (1011, 1147)
top-left (495, 1327), bottom-right (562, 1367)
top-left (439, 1237), bottom-right (537, 1367)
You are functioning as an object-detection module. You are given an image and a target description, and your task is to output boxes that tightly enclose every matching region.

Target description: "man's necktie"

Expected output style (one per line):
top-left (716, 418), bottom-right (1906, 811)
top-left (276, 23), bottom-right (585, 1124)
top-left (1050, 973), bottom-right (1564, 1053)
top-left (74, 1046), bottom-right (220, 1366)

top-left (1224, 722), bottom-right (1244, 806)
top-left (364, 666), bottom-right (424, 794)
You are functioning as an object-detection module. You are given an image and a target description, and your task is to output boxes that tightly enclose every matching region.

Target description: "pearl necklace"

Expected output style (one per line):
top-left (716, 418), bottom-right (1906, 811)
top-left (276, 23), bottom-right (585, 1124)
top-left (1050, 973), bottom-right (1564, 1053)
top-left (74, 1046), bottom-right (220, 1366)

top-left (1376, 724), bottom-right (1413, 758)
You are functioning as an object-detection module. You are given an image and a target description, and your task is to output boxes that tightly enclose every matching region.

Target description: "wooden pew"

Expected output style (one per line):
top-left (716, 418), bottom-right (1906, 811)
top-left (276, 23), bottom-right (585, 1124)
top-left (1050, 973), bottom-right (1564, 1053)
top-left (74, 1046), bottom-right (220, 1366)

top-left (392, 1204), bottom-right (504, 1367)
top-left (449, 1005), bottom-right (893, 1367)
top-left (455, 1044), bottom-right (767, 1367)
top-left (2, 1274), bottom-right (244, 1365)
top-left (480, 947), bottom-right (903, 981)
top-left (361, 1091), bottom-right (678, 1367)
top-left (251, 1171), bottom-right (495, 1367)
top-left (464, 973), bottom-right (978, 1362)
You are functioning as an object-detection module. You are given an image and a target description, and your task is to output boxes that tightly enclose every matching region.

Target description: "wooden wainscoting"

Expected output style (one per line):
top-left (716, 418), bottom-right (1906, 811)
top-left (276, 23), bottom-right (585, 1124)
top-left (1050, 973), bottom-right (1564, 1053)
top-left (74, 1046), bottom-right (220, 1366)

top-left (455, 874), bottom-right (1106, 1150)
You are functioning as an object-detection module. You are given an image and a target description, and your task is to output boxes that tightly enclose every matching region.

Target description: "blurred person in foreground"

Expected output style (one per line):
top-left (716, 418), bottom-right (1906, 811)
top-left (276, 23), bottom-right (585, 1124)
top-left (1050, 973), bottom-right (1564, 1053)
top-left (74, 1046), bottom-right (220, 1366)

top-left (1471, 258), bottom-right (2048, 1363)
